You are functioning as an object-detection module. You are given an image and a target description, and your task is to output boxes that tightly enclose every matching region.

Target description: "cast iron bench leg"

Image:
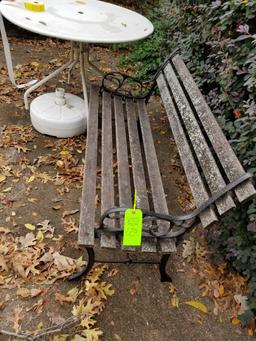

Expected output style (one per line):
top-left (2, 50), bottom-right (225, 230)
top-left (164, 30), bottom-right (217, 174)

top-left (69, 247), bottom-right (95, 280)
top-left (159, 254), bottom-right (172, 282)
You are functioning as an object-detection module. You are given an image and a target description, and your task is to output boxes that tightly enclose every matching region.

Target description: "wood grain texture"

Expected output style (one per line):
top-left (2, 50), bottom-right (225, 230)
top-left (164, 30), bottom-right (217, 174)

top-left (126, 99), bottom-right (157, 252)
top-left (78, 86), bottom-right (99, 246)
top-left (157, 73), bottom-right (218, 228)
top-left (164, 62), bottom-right (236, 216)
top-left (172, 54), bottom-right (256, 202)
top-left (100, 91), bottom-right (116, 248)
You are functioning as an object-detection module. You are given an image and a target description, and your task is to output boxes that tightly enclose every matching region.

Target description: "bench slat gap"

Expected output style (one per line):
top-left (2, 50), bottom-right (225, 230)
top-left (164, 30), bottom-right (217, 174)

top-left (137, 99), bottom-right (176, 252)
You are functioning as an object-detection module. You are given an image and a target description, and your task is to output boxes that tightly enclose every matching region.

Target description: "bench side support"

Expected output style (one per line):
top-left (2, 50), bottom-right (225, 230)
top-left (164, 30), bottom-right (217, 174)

top-left (68, 247), bottom-right (95, 281)
top-left (159, 254), bottom-right (172, 282)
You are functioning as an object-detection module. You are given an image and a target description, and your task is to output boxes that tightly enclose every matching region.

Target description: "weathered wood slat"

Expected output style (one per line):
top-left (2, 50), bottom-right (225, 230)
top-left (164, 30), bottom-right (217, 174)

top-left (100, 92), bottom-right (116, 248)
top-left (163, 62), bottom-right (236, 216)
top-left (114, 96), bottom-right (132, 207)
top-left (126, 99), bottom-right (157, 253)
top-left (157, 73), bottom-right (218, 228)
top-left (137, 99), bottom-right (176, 253)
top-left (78, 86), bottom-right (99, 246)
top-left (172, 54), bottom-right (256, 202)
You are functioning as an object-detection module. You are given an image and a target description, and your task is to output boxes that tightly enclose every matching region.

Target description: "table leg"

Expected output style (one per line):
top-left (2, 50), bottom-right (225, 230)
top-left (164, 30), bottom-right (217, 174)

top-left (80, 43), bottom-right (89, 113)
top-left (24, 42), bottom-right (79, 110)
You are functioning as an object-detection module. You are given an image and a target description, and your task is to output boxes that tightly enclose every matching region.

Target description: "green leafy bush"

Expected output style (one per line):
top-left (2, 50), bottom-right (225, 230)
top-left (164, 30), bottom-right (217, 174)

top-left (117, 0), bottom-right (256, 324)
top-left (118, 12), bottom-right (170, 79)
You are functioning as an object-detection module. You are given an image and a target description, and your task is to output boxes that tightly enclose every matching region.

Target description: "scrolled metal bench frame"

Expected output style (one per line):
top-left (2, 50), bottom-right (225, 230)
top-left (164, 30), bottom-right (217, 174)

top-left (70, 172), bottom-right (253, 282)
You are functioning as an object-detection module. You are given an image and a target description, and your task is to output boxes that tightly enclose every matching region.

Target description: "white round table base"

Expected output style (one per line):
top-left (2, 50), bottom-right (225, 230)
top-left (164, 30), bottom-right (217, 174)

top-left (30, 92), bottom-right (87, 138)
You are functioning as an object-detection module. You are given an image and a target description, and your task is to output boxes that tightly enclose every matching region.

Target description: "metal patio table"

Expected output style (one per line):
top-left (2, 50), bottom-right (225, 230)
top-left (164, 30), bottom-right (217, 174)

top-left (0, 0), bottom-right (153, 137)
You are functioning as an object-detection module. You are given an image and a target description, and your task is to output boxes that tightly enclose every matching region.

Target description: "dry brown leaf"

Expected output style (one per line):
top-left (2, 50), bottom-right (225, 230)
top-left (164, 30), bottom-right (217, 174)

top-left (231, 316), bottom-right (240, 325)
top-left (16, 287), bottom-right (30, 298)
top-left (107, 268), bottom-right (119, 278)
top-left (185, 300), bottom-right (208, 314)
top-left (0, 255), bottom-right (8, 272)
top-left (81, 328), bottom-right (103, 341)
top-left (169, 283), bottom-right (177, 295)
top-left (55, 292), bottom-right (74, 305)
top-left (234, 294), bottom-right (249, 315)
top-left (19, 232), bottom-right (36, 247)
top-left (80, 316), bottom-right (97, 329)
top-left (171, 294), bottom-right (179, 308)
top-left (12, 261), bottom-right (27, 279)
top-left (62, 209), bottom-right (79, 218)
top-left (26, 298), bottom-right (44, 314)
top-left (8, 306), bottom-right (23, 332)
top-left (24, 223), bottom-right (36, 231)
top-left (129, 287), bottom-right (137, 296)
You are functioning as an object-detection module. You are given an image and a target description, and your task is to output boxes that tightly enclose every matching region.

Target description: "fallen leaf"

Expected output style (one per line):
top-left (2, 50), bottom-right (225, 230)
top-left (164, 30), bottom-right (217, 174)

top-left (12, 261), bottom-right (27, 279)
top-left (0, 175), bottom-right (6, 183)
top-left (26, 175), bottom-right (35, 183)
top-left (12, 306), bottom-right (23, 332)
top-left (62, 209), bottom-right (79, 218)
top-left (0, 256), bottom-right (8, 272)
top-left (169, 283), bottom-right (177, 295)
top-left (231, 316), bottom-right (240, 325)
top-left (248, 328), bottom-right (254, 336)
top-left (234, 294), bottom-right (249, 315)
top-left (129, 287), bottom-right (137, 296)
top-left (73, 335), bottom-right (87, 341)
top-left (17, 288), bottom-right (30, 298)
top-left (52, 204), bottom-right (62, 210)
top-left (185, 300), bottom-right (208, 314)
top-left (33, 289), bottom-right (44, 297)
top-left (36, 230), bottom-right (44, 243)
top-left (19, 232), bottom-right (36, 247)
top-left (171, 293), bottom-right (179, 308)
top-left (219, 284), bottom-right (225, 296)
top-left (2, 187), bottom-right (12, 193)
top-left (81, 328), bottom-right (103, 341)
top-left (182, 238), bottom-right (195, 260)
top-left (107, 268), bottom-right (119, 277)
top-left (80, 316), bottom-right (97, 329)
top-left (55, 292), bottom-right (74, 305)
top-left (24, 223), bottom-right (36, 231)
top-left (0, 227), bottom-right (11, 234)
top-left (26, 298), bottom-right (44, 314)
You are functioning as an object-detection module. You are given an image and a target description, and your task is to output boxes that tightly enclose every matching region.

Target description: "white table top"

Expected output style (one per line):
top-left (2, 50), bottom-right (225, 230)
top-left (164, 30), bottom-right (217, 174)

top-left (0, 0), bottom-right (154, 43)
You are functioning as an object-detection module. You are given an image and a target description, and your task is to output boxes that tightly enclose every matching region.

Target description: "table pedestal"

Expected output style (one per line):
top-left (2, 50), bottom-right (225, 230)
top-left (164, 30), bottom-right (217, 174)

top-left (30, 88), bottom-right (87, 138)
top-left (24, 42), bottom-right (99, 137)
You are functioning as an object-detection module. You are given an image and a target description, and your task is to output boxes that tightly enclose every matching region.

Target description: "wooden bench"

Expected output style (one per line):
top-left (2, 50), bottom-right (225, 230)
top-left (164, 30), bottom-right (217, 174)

top-left (73, 50), bottom-right (255, 282)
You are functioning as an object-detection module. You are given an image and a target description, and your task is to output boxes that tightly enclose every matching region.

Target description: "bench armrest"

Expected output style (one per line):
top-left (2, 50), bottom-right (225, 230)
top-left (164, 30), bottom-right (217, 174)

top-left (100, 71), bottom-right (154, 100)
top-left (97, 172), bottom-right (253, 239)
top-left (100, 48), bottom-right (180, 102)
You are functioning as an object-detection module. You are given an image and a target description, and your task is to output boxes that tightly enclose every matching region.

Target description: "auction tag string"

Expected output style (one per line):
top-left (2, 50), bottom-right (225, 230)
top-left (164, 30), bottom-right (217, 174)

top-left (122, 190), bottom-right (143, 247)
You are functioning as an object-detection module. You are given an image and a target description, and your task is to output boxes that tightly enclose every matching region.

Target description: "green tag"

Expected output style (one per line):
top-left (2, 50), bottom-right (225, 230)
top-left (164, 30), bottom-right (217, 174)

top-left (122, 208), bottom-right (143, 246)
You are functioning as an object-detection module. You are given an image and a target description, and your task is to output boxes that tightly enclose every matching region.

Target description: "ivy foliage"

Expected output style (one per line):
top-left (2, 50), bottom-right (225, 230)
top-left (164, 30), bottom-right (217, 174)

top-left (117, 0), bottom-right (256, 324)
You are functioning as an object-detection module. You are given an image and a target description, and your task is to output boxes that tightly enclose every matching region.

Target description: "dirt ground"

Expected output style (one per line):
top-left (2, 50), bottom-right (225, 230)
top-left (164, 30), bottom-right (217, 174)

top-left (0, 24), bottom-right (253, 340)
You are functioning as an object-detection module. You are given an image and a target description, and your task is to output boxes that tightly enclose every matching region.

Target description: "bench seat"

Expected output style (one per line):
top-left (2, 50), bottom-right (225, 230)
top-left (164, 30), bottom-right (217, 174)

top-left (78, 85), bottom-right (176, 254)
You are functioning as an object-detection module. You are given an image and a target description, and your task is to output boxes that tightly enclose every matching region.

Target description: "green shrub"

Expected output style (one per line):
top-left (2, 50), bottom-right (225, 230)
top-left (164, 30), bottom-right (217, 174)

top-left (118, 12), bottom-right (170, 79)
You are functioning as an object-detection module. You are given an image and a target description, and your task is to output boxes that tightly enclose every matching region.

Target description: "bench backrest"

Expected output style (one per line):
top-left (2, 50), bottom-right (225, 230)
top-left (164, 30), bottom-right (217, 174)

top-left (156, 53), bottom-right (255, 227)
